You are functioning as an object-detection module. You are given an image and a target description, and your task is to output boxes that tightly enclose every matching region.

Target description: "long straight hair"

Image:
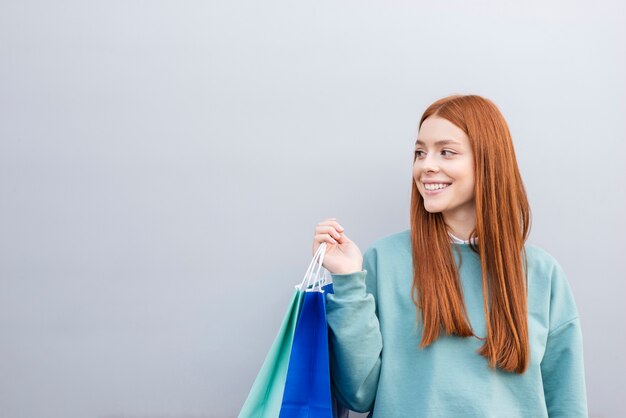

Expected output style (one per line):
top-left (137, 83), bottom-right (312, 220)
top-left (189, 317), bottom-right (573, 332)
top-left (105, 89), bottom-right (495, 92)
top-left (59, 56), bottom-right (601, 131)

top-left (409, 94), bottom-right (531, 374)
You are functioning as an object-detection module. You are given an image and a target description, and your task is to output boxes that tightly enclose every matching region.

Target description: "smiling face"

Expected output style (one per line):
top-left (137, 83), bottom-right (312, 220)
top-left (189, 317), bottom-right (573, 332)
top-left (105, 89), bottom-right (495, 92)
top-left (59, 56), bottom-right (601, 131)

top-left (413, 115), bottom-right (476, 227)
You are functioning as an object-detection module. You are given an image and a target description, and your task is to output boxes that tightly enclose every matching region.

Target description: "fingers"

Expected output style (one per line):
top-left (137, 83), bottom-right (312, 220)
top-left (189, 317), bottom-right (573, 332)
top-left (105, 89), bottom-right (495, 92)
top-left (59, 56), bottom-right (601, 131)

top-left (312, 218), bottom-right (346, 254)
top-left (316, 218), bottom-right (344, 237)
top-left (315, 233), bottom-right (339, 245)
top-left (317, 225), bottom-right (342, 240)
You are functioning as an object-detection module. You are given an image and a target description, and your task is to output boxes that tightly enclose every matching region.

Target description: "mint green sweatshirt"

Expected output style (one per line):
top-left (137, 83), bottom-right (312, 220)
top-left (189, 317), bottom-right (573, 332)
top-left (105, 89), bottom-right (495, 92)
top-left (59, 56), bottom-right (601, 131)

top-left (326, 229), bottom-right (588, 417)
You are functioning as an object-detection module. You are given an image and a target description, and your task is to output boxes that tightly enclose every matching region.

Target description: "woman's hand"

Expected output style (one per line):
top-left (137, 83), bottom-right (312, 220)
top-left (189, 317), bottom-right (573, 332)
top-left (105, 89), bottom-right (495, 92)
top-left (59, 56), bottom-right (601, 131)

top-left (312, 218), bottom-right (363, 275)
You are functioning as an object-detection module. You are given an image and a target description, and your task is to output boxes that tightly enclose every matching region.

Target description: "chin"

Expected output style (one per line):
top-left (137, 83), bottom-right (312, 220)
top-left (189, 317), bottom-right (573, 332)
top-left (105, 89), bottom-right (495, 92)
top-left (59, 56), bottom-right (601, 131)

top-left (423, 205), bottom-right (444, 214)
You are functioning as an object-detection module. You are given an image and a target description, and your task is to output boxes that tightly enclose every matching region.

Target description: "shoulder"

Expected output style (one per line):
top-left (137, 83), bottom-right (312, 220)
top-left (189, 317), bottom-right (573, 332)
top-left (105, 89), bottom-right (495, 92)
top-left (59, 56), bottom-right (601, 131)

top-left (522, 242), bottom-right (567, 279)
top-left (523, 242), bottom-right (580, 320)
top-left (358, 230), bottom-right (411, 291)
top-left (367, 228), bottom-right (411, 256)
top-left (524, 242), bottom-right (558, 265)
top-left (359, 229), bottom-right (411, 273)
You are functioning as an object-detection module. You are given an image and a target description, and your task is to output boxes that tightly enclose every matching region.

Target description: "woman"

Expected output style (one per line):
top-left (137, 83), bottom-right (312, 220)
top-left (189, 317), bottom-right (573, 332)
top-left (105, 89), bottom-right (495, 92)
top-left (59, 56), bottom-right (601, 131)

top-left (312, 94), bottom-right (588, 417)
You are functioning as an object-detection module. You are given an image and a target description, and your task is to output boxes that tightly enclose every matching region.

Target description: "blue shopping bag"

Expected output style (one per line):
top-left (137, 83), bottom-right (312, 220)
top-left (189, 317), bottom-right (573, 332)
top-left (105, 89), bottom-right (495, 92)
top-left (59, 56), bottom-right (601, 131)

top-left (279, 243), bottom-right (336, 418)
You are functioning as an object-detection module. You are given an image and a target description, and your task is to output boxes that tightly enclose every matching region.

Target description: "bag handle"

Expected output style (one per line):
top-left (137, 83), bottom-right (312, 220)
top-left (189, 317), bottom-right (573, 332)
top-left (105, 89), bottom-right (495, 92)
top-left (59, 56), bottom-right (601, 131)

top-left (297, 242), bottom-right (328, 292)
top-left (308, 242), bottom-right (327, 293)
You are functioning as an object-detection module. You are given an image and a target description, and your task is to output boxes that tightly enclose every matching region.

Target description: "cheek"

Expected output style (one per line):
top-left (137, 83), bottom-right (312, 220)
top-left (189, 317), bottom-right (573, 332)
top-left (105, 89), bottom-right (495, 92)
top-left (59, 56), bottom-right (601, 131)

top-left (457, 178), bottom-right (476, 198)
top-left (412, 163), bottom-right (421, 177)
top-left (449, 168), bottom-right (474, 194)
top-left (451, 162), bottom-right (474, 183)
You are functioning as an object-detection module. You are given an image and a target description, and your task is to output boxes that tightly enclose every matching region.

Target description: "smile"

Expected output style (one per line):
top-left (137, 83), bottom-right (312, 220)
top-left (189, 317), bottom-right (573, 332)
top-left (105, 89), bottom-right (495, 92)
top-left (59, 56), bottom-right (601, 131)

top-left (423, 183), bottom-right (450, 191)
top-left (423, 183), bottom-right (451, 195)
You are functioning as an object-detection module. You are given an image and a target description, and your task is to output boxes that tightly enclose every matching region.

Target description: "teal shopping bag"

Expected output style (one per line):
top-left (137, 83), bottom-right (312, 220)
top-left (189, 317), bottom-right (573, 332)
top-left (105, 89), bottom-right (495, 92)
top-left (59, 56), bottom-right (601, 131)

top-left (238, 287), bottom-right (305, 418)
top-left (239, 244), bottom-right (329, 418)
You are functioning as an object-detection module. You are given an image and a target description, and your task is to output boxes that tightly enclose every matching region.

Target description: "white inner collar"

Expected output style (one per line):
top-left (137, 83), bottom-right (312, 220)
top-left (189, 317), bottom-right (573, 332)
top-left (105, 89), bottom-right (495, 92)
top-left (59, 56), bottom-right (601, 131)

top-left (448, 231), bottom-right (478, 245)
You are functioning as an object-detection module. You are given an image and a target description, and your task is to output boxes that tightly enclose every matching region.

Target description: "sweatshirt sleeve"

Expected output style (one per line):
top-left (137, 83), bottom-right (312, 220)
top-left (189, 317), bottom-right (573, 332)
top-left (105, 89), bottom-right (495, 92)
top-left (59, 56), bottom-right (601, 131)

top-left (325, 246), bottom-right (382, 413)
top-left (540, 261), bottom-right (589, 418)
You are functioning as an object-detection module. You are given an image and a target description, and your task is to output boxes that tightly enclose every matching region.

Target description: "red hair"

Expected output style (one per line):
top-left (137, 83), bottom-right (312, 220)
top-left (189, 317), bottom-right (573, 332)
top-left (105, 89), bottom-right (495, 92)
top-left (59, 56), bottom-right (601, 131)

top-left (410, 94), bottom-right (532, 373)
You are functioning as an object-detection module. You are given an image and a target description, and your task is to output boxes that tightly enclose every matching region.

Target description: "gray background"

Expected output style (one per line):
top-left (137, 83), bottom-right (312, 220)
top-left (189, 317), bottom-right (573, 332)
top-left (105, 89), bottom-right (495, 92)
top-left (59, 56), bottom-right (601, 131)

top-left (1, 0), bottom-right (624, 417)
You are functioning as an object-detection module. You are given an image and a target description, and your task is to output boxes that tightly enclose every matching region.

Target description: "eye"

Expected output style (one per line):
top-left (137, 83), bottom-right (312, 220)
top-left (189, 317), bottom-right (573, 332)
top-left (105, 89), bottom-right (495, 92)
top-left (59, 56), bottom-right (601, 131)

top-left (414, 149), bottom-right (455, 158)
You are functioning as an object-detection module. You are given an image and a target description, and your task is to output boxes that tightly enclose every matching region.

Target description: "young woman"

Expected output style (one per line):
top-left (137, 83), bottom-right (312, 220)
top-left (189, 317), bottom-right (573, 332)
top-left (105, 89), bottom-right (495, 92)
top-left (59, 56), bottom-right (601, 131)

top-left (312, 95), bottom-right (588, 417)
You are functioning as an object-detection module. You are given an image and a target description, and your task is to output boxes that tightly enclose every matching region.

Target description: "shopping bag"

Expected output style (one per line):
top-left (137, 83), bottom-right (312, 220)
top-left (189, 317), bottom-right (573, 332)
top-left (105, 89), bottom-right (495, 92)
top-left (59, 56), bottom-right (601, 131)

top-left (239, 243), bottom-right (329, 418)
top-left (279, 243), bottom-right (334, 418)
top-left (238, 288), bottom-right (305, 418)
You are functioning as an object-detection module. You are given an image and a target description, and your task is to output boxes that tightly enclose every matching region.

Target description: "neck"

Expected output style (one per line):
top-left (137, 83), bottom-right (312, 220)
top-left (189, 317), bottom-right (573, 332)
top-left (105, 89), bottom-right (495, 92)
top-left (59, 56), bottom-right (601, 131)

top-left (443, 205), bottom-right (476, 241)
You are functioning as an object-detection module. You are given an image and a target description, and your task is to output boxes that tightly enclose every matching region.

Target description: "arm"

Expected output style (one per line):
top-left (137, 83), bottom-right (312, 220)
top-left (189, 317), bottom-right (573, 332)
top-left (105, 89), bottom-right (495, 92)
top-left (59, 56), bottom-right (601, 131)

top-left (540, 262), bottom-right (589, 417)
top-left (325, 246), bottom-right (382, 413)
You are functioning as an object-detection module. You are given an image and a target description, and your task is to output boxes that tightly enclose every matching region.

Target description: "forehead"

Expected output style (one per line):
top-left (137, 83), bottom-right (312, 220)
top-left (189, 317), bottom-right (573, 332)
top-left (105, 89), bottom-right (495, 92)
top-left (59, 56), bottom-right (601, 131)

top-left (416, 116), bottom-right (468, 146)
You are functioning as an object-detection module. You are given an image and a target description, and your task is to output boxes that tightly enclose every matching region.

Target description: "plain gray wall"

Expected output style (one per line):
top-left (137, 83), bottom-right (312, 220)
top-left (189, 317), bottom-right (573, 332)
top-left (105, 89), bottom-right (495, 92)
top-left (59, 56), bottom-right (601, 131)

top-left (1, 1), bottom-right (625, 417)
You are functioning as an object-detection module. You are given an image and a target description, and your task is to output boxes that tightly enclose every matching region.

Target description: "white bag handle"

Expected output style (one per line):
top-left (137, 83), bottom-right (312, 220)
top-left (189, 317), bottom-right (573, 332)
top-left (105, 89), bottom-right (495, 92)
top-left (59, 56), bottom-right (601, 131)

top-left (297, 242), bottom-right (329, 293)
top-left (309, 242), bottom-right (327, 292)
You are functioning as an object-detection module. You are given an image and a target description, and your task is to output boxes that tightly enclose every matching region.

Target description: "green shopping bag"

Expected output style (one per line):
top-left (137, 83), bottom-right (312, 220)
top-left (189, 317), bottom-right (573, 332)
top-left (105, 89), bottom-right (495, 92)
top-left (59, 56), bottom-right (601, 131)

top-left (238, 244), bottom-right (328, 418)
top-left (238, 287), bottom-right (305, 418)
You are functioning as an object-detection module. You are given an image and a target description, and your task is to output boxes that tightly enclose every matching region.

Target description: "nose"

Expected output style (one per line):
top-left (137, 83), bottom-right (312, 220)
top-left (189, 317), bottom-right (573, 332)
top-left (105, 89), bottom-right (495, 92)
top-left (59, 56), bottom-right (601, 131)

top-left (421, 153), bottom-right (439, 173)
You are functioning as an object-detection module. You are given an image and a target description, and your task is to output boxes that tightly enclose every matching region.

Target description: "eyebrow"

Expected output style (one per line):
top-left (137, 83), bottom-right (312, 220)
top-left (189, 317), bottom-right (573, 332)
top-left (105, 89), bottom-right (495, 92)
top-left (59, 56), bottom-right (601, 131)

top-left (414, 138), bottom-right (462, 146)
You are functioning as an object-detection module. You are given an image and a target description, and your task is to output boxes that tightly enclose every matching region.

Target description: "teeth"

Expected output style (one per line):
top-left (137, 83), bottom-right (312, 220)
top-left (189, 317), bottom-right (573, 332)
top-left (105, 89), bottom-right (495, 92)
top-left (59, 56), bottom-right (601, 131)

top-left (424, 183), bottom-right (450, 191)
